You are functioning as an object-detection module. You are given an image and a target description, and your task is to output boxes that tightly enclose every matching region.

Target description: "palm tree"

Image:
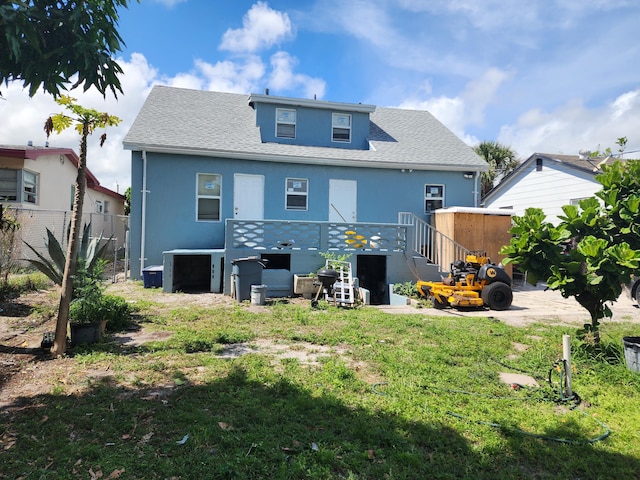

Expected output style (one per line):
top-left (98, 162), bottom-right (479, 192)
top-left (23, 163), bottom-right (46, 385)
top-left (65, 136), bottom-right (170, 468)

top-left (473, 141), bottom-right (519, 197)
top-left (44, 96), bottom-right (121, 357)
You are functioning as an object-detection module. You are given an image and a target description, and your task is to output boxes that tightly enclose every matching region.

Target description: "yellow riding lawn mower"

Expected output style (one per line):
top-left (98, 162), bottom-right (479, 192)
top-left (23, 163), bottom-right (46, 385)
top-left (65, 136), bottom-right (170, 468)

top-left (417, 251), bottom-right (513, 311)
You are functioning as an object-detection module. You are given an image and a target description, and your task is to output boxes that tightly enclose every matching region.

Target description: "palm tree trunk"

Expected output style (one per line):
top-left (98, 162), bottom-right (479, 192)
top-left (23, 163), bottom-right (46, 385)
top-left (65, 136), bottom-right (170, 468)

top-left (51, 123), bottom-right (89, 357)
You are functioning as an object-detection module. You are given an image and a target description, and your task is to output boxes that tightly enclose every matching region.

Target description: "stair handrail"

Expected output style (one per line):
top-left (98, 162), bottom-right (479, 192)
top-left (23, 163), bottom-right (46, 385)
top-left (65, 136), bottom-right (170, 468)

top-left (398, 212), bottom-right (469, 272)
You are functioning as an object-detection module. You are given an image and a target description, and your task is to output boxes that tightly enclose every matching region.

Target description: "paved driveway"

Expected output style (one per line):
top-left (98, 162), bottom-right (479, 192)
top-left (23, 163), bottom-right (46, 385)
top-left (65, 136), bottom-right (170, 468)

top-left (379, 282), bottom-right (640, 327)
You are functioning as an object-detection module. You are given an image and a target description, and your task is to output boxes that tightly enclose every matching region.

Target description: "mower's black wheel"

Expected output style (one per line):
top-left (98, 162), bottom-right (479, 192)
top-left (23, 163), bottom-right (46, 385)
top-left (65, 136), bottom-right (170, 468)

top-left (432, 296), bottom-right (448, 309)
top-left (311, 299), bottom-right (319, 308)
top-left (481, 282), bottom-right (513, 310)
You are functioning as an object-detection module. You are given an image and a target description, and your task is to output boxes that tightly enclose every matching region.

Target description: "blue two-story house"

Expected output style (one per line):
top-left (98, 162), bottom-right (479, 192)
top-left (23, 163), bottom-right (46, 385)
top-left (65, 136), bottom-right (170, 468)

top-left (123, 85), bottom-right (487, 303)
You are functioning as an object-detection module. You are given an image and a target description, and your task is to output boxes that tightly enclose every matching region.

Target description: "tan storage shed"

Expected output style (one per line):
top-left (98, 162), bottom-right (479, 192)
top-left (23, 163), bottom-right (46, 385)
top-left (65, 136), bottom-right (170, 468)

top-left (432, 207), bottom-right (515, 276)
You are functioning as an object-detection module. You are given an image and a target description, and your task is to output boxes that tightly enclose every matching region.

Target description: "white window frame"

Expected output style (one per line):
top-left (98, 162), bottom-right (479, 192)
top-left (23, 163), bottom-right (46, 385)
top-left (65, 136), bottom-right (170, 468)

top-left (95, 200), bottom-right (103, 213)
top-left (0, 169), bottom-right (18, 202)
top-left (0, 169), bottom-right (39, 204)
top-left (425, 184), bottom-right (444, 212)
top-left (196, 173), bottom-right (222, 222)
top-left (276, 108), bottom-right (296, 139)
top-left (22, 170), bottom-right (38, 204)
top-left (285, 178), bottom-right (308, 211)
top-left (570, 197), bottom-right (590, 206)
top-left (332, 113), bottom-right (351, 143)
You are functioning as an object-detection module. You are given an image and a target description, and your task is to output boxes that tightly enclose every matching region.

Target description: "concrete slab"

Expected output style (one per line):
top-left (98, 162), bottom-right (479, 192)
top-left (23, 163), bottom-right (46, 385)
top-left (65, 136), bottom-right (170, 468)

top-left (499, 372), bottom-right (539, 387)
top-left (377, 282), bottom-right (640, 327)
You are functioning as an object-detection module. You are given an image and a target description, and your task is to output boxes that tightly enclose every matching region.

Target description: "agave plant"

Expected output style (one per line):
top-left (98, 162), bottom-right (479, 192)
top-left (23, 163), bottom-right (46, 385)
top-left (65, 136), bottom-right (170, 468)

top-left (23, 223), bottom-right (111, 286)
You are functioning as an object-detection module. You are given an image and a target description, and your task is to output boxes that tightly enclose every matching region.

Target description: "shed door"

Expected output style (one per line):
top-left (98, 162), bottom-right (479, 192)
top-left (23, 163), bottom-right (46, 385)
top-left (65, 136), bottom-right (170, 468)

top-left (329, 179), bottom-right (357, 222)
top-left (234, 174), bottom-right (264, 220)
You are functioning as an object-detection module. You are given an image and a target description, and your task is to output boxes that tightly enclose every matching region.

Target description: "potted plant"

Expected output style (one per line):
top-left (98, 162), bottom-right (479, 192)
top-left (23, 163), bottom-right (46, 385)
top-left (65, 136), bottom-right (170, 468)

top-left (68, 269), bottom-right (107, 346)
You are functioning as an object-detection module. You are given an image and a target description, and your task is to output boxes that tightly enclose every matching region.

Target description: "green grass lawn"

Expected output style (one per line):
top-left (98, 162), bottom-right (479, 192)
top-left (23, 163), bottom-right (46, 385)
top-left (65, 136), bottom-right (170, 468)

top-left (2, 284), bottom-right (640, 479)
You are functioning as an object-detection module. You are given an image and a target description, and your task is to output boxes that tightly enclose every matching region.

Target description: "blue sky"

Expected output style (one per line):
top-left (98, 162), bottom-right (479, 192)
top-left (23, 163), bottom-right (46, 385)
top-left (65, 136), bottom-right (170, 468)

top-left (1, 0), bottom-right (639, 192)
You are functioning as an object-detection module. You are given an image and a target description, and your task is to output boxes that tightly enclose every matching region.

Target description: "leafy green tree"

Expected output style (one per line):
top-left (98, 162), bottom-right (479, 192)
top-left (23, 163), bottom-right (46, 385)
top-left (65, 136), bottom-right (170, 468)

top-left (473, 141), bottom-right (519, 197)
top-left (473, 141), bottom-right (520, 196)
top-left (124, 186), bottom-right (131, 216)
top-left (45, 96), bottom-right (121, 357)
top-left (501, 160), bottom-right (640, 343)
top-left (0, 0), bottom-right (134, 97)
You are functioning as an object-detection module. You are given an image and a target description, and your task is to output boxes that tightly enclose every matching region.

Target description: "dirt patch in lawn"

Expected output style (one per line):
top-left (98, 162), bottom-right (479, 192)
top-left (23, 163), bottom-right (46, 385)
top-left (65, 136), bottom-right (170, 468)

top-left (0, 281), bottom-right (355, 410)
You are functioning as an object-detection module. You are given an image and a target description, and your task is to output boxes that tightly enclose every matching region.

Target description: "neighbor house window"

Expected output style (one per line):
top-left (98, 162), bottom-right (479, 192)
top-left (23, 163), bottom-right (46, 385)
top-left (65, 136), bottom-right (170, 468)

top-left (286, 178), bottom-right (308, 210)
top-left (0, 169), bottom-right (18, 202)
top-left (276, 108), bottom-right (296, 138)
top-left (0, 168), bottom-right (38, 204)
top-left (332, 113), bottom-right (351, 142)
top-left (95, 200), bottom-right (103, 213)
top-left (104, 200), bottom-right (110, 214)
top-left (23, 170), bottom-right (38, 204)
top-left (570, 197), bottom-right (590, 206)
top-left (197, 173), bottom-right (221, 221)
top-left (425, 184), bottom-right (444, 212)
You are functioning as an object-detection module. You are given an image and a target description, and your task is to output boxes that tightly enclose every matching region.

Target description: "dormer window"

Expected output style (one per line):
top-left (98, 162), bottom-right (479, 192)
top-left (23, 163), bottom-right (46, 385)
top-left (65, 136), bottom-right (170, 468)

top-left (332, 113), bottom-right (351, 143)
top-left (276, 108), bottom-right (296, 138)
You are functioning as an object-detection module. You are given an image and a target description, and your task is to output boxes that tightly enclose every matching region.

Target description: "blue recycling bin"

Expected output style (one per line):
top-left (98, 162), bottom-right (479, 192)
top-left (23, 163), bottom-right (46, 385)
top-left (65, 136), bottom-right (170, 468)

top-left (231, 257), bottom-right (266, 301)
top-left (142, 265), bottom-right (163, 288)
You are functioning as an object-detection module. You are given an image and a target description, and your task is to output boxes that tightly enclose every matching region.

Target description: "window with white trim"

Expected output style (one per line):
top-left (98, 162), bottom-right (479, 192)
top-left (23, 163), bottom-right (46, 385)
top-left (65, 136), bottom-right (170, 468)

top-left (425, 184), bottom-right (444, 212)
top-left (570, 197), bottom-right (590, 206)
top-left (332, 113), bottom-right (351, 142)
top-left (95, 200), bottom-right (103, 213)
top-left (23, 170), bottom-right (38, 204)
top-left (276, 108), bottom-right (296, 138)
top-left (286, 178), bottom-right (308, 210)
top-left (197, 173), bottom-right (222, 221)
top-left (0, 169), bottom-right (18, 202)
top-left (331, 113), bottom-right (351, 143)
top-left (0, 169), bottom-right (38, 204)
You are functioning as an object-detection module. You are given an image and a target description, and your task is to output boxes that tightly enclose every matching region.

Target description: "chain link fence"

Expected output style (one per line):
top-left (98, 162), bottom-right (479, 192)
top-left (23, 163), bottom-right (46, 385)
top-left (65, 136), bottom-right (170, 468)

top-left (3, 207), bottom-right (130, 282)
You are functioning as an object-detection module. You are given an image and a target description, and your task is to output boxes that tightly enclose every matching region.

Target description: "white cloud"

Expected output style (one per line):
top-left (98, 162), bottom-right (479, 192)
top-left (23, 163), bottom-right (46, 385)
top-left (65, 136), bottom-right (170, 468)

top-left (498, 89), bottom-right (640, 158)
top-left (0, 53), bottom-right (159, 194)
top-left (268, 52), bottom-right (326, 99)
top-left (219, 1), bottom-right (293, 53)
top-left (0, 42), bottom-right (327, 193)
top-left (397, 68), bottom-right (510, 142)
top-left (196, 56), bottom-right (266, 93)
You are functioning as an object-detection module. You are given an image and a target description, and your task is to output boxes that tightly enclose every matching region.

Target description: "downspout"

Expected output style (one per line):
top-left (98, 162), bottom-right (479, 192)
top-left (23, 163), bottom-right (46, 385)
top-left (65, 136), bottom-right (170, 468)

top-left (140, 150), bottom-right (148, 277)
top-left (474, 171), bottom-right (480, 207)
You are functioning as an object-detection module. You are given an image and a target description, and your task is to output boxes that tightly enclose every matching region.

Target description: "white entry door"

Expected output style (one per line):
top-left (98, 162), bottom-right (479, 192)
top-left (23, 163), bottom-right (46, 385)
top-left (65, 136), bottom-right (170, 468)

top-left (329, 179), bottom-right (357, 222)
top-left (234, 174), bottom-right (264, 220)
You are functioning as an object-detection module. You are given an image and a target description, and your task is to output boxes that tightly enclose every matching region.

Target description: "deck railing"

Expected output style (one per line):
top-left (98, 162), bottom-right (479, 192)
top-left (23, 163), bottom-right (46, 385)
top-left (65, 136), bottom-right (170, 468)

top-left (226, 219), bottom-right (409, 252)
top-left (226, 215), bottom-right (468, 273)
top-left (398, 212), bottom-right (468, 272)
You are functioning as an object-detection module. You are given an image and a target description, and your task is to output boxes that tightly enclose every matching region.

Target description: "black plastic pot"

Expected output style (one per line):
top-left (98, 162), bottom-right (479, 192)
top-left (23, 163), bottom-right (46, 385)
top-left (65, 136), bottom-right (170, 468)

top-left (623, 336), bottom-right (640, 373)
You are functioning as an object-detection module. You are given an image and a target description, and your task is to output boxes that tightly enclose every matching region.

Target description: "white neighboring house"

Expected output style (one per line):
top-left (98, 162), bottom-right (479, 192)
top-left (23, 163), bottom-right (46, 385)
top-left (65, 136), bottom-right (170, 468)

top-left (482, 152), bottom-right (617, 225)
top-left (0, 144), bottom-right (126, 253)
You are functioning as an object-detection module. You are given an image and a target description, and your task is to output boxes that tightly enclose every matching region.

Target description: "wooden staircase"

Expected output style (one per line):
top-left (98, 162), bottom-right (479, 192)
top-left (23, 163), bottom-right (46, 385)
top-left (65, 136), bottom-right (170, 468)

top-left (398, 212), bottom-right (469, 275)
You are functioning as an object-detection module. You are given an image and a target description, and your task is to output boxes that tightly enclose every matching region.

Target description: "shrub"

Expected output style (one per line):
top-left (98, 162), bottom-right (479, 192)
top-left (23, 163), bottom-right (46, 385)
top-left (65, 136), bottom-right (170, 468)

top-left (393, 281), bottom-right (419, 298)
top-left (102, 294), bottom-right (134, 332)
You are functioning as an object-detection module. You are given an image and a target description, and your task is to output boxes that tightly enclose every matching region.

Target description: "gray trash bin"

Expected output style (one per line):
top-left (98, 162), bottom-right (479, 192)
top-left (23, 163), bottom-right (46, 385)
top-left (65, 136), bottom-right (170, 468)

top-left (231, 257), bottom-right (267, 301)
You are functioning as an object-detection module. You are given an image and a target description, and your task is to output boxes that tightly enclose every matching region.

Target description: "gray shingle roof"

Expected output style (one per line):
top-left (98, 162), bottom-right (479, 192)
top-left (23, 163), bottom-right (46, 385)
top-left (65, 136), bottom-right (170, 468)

top-left (123, 85), bottom-right (487, 172)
